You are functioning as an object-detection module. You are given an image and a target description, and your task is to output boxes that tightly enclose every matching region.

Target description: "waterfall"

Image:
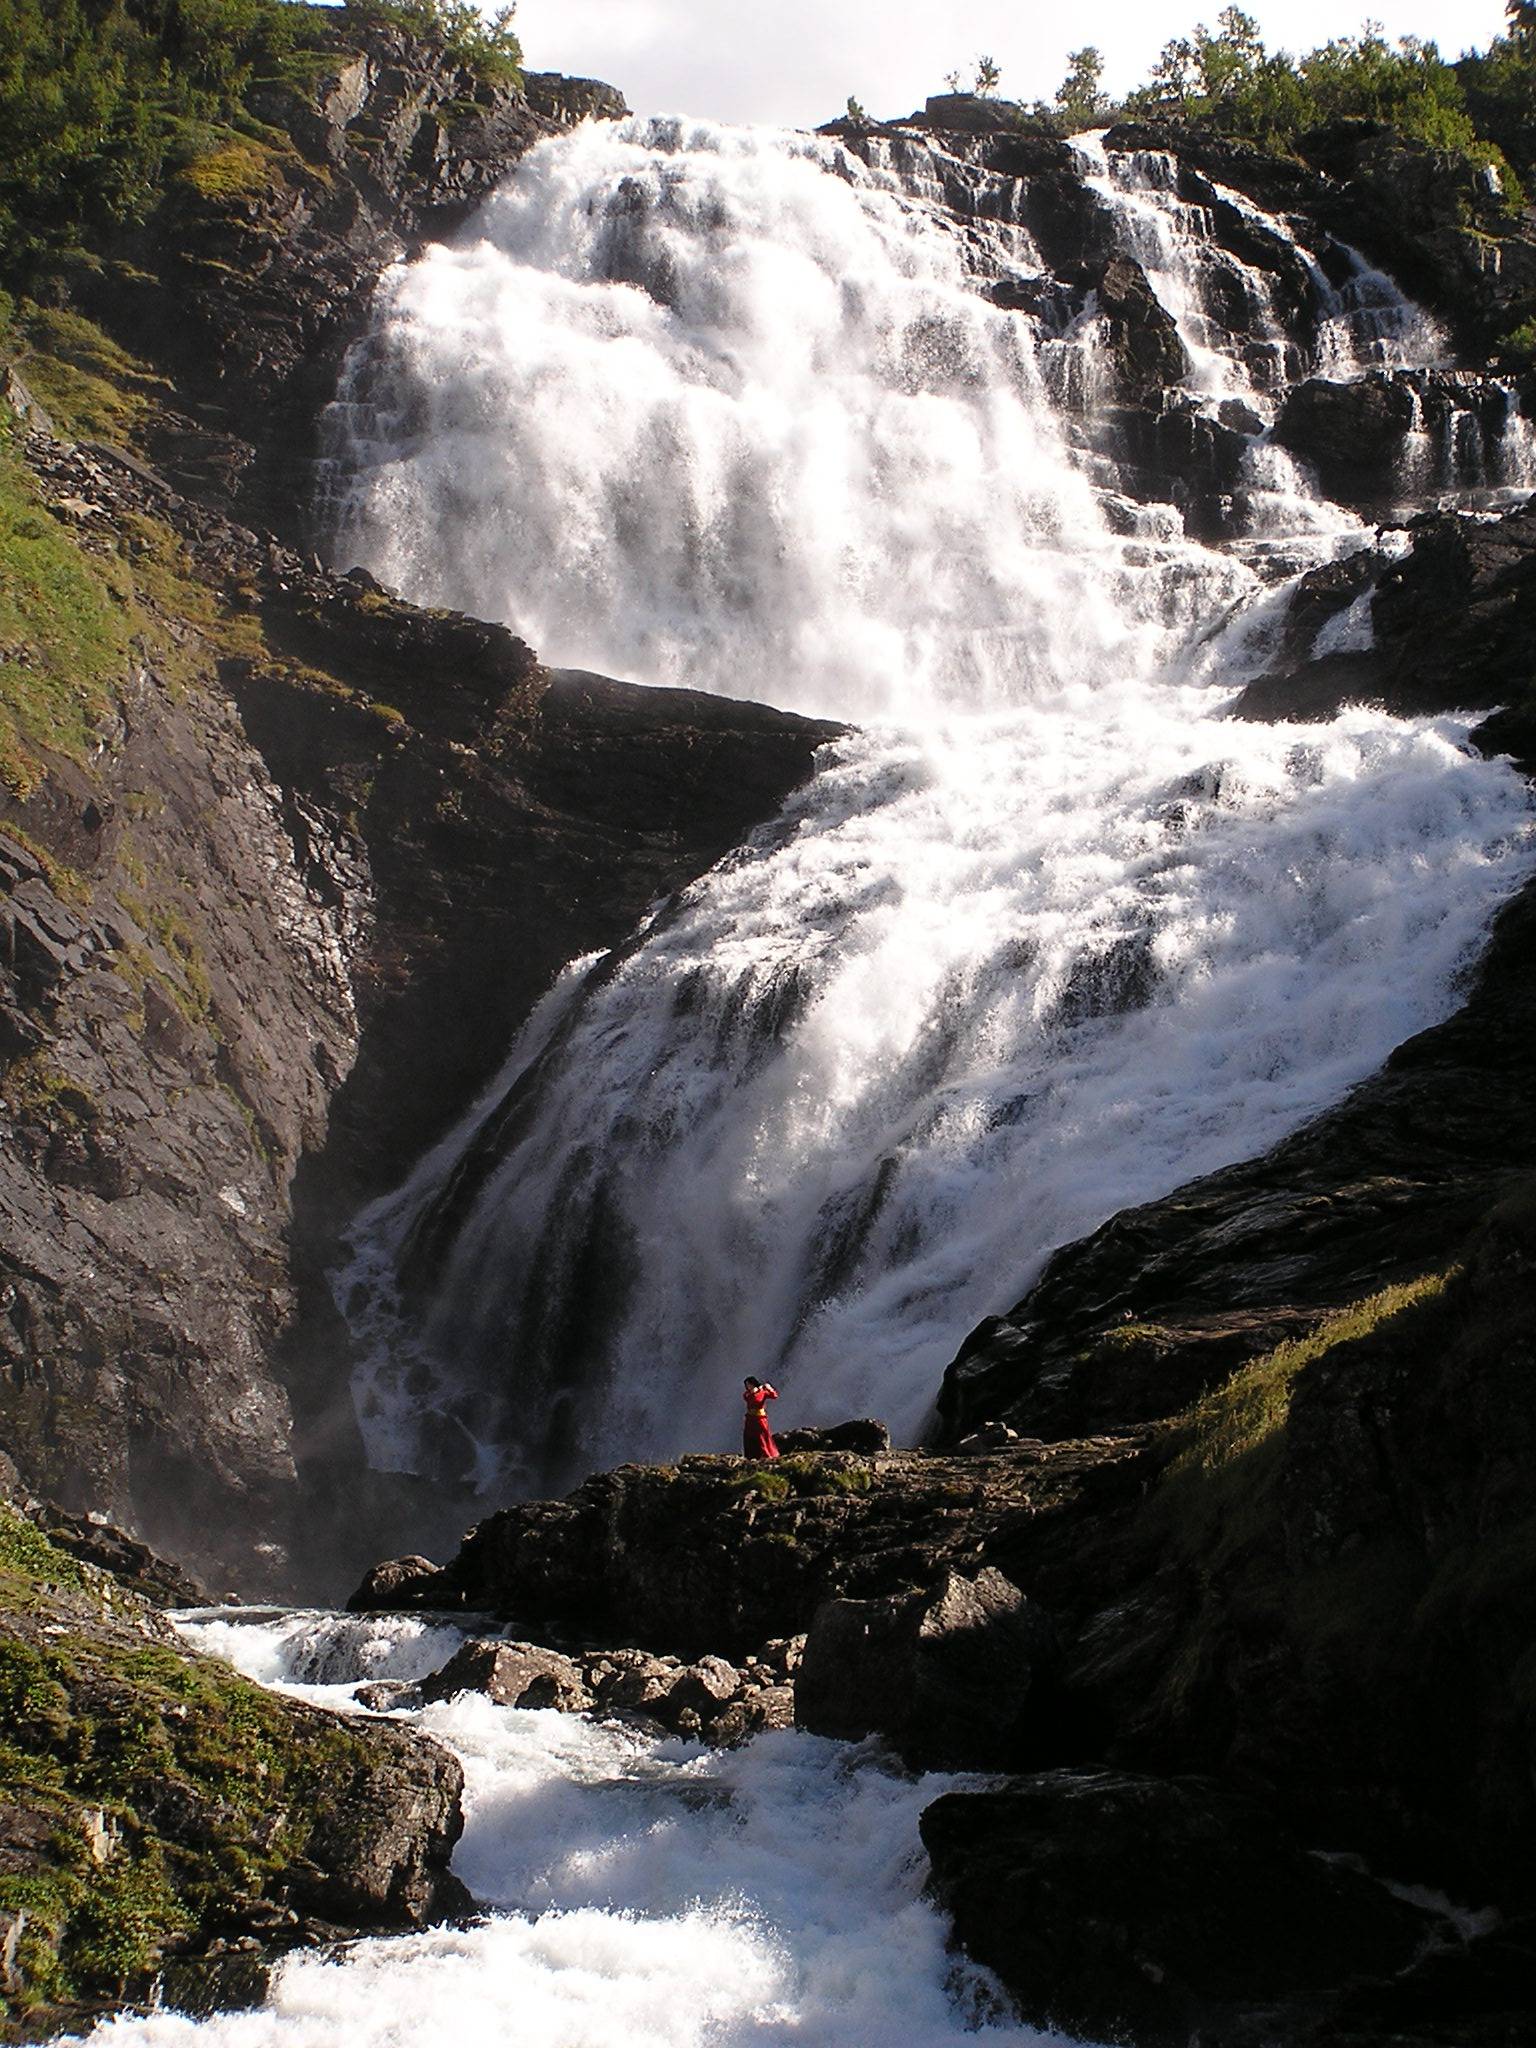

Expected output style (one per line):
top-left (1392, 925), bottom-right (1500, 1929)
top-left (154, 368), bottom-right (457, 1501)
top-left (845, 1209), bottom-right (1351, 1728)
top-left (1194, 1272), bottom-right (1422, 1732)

top-left (327, 119), bottom-right (1535, 1495)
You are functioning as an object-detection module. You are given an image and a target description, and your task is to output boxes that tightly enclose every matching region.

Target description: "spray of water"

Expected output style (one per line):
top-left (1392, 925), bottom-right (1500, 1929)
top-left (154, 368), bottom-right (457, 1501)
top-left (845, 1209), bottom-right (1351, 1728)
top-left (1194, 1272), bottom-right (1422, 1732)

top-left (69, 1613), bottom-right (1093, 2048)
top-left (326, 117), bottom-right (1534, 1493)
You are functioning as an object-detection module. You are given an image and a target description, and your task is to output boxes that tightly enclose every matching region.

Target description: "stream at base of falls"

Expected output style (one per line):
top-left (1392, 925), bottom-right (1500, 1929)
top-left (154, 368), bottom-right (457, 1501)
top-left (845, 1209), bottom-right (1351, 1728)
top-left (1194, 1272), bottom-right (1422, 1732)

top-left (69, 1610), bottom-right (1097, 2048)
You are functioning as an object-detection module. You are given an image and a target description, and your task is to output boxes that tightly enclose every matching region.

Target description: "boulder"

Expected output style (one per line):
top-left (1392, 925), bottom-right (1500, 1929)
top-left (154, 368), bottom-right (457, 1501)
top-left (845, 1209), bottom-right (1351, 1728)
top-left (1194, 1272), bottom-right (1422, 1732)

top-left (419, 1638), bottom-right (591, 1712)
top-left (347, 1555), bottom-right (447, 1611)
top-left (1273, 372), bottom-right (1419, 507)
top-left (1095, 254), bottom-right (1190, 406)
top-left (797, 1566), bottom-right (1057, 1768)
top-left (774, 1419), bottom-right (892, 1454)
top-left (920, 1770), bottom-right (1431, 2048)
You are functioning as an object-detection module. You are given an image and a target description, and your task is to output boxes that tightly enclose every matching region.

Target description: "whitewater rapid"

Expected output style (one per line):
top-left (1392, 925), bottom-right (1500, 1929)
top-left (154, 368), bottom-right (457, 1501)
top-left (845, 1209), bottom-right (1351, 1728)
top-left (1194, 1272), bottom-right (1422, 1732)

top-left (327, 116), bottom-right (1535, 1494)
top-left (69, 1611), bottom-right (1091, 2048)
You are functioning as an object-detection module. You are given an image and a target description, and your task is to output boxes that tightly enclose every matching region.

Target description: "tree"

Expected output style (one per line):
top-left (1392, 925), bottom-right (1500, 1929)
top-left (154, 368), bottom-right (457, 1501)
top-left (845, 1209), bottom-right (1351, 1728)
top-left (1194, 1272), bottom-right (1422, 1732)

top-left (974, 54), bottom-right (1001, 95)
top-left (1055, 46), bottom-right (1107, 125)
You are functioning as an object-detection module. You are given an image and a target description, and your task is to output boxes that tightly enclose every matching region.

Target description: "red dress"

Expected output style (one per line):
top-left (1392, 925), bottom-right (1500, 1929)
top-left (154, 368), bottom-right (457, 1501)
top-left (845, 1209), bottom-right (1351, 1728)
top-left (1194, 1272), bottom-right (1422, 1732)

top-left (743, 1383), bottom-right (779, 1459)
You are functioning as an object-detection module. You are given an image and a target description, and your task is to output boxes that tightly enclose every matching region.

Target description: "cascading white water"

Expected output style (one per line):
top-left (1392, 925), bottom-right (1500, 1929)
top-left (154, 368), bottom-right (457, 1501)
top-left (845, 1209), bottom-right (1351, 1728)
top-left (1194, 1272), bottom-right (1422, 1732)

top-left (73, 1612), bottom-right (1088, 2048)
top-left (329, 120), bottom-right (1254, 719)
top-left (328, 118), bottom-right (1535, 1495)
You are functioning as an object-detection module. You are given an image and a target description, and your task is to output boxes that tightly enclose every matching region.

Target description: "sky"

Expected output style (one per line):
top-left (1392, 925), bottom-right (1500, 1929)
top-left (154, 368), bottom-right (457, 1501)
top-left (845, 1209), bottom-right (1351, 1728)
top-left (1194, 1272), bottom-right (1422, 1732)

top-left (510, 0), bottom-right (1514, 130)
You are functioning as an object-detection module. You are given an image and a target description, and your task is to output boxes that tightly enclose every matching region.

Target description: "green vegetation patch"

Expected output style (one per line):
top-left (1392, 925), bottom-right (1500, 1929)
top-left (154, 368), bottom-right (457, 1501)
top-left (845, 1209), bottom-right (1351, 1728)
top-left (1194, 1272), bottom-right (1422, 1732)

top-left (0, 0), bottom-right (522, 288)
top-left (175, 139), bottom-right (287, 205)
top-left (0, 1507), bottom-right (382, 2021)
top-left (1, 300), bottom-right (168, 446)
top-left (0, 1052), bottom-right (98, 1128)
top-left (0, 434), bottom-right (134, 795)
top-left (1149, 1270), bottom-right (1453, 1567)
top-left (944, 5), bottom-right (1534, 207)
top-left (0, 1510), bottom-right (86, 1595)
top-left (728, 1454), bottom-right (875, 1504)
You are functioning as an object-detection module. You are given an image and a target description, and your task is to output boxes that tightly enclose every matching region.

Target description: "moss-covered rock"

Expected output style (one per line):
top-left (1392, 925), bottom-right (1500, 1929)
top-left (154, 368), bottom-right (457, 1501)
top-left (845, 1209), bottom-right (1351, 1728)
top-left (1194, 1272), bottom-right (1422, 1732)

top-left (0, 1506), bottom-right (466, 2039)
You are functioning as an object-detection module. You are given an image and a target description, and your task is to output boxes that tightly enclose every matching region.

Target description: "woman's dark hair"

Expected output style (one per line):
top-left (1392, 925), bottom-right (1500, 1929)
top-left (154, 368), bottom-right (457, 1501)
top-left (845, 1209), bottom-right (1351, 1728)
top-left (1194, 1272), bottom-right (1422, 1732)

top-left (744, 1376), bottom-right (760, 1389)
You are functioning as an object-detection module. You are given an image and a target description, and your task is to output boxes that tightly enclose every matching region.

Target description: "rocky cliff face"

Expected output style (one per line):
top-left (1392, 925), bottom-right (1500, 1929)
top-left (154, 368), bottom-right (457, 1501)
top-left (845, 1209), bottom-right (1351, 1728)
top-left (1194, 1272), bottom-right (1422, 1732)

top-left (0, 407), bottom-right (833, 1592)
top-left (0, 14), bottom-right (836, 1592)
top-left (68, 21), bottom-right (627, 536)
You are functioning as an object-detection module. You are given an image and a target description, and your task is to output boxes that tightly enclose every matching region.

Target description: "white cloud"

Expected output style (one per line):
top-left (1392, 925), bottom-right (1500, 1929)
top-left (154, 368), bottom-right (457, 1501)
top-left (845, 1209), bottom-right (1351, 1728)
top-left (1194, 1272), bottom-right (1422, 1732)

top-left (513, 0), bottom-right (1513, 129)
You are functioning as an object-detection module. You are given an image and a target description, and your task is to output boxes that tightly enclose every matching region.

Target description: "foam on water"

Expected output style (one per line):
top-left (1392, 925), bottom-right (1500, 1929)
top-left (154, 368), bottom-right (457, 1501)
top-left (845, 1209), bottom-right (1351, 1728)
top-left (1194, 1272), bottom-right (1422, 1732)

top-left (75, 1616), bottom-right (1091, 2048)
top-left (329, 118), bottom-right (1254, 720)
top-left (343, 696), bottom-right (1533, 1485)
top-left (176, 1609), bottom-right (469, 1692)
top-left (323, 115), bottom-right (1536, 1494)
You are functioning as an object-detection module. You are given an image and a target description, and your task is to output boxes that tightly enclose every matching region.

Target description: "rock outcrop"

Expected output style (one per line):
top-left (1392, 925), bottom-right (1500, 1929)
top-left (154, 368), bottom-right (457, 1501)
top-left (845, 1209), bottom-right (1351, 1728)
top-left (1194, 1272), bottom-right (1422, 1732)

top-left (0, 415), bottom-right (836, 1592)
top-left (1234, 492), bottom-right (1536, 752)
top-left (348, 1437), bottom-right (1158, 1660)
top-left (796, 1565), bottom-right (1058, 1768)
top-left (75, 23), bottom-right (627, 536)
top-left (920, 1770), bottom-right (1431, 2048)
top-left (0, 1503), bottom-right (466, 2036)
top-left (379, 1632), bottom-right (801, 1747)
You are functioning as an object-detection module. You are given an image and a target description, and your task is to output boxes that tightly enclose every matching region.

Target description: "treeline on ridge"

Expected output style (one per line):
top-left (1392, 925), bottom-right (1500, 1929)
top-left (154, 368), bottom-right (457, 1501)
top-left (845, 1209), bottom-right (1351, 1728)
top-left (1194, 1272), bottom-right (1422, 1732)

top-left (939, 2), bottom-right (1536, 209)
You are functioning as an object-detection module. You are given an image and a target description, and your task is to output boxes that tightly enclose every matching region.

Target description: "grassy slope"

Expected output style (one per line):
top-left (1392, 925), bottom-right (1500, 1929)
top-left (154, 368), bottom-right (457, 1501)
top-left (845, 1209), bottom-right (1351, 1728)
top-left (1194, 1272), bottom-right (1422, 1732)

top-left (0, 1507), bottom-right (380, 2034)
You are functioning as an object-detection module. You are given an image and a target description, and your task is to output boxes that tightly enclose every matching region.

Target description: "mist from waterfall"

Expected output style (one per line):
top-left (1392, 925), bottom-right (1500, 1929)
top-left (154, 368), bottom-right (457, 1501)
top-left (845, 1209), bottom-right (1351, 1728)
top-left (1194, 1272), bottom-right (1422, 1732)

top-left (327, 118), bottom-right (1535, 1493)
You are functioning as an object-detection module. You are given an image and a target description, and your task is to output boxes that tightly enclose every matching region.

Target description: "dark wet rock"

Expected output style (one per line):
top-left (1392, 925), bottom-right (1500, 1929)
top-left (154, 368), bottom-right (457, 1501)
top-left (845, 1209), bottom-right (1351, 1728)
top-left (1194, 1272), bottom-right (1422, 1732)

top-left (1322, 1914), bottom-right (1536, 2044)
top-left (1300, 123), bottom-right (1536, 355)
top-left (404, 1631), bottom-right (799, 1746)
top-left (1100, 119), bottom-right (1536, 357)
top-left (774, 1419), bottom-right (892, 1455)
top-left (920, 1770), bottom-right (1431, 2048)
top-left (287, 1719), bottom-right (467, 1928)
top-left (1234, 494), bottom-right (1536, 749)
top-left (356, 1440), bottom-right (1157, 1663)
top-left (1096, 255), bottom-right (1191, 406)
top-left (420, 1637), bottom-right (591, 1712)
top-left (1273, 368), bottom-right (1531, 514)
top-left (353, 1677), bottom-right (422, 1713)
top-left (347, 1554), bottom-right (447, 1612)
top-left (1035, 1190), bottom-right (1536, 1905)
top-left (797, 1566), bottom-right (1058, 1768)
top-left (521, 73), bottom-right (629, 127)
top-left (1274, 372), bottom-right (1420, 504)
top-left (919, 94), bottom-right (1032, 137)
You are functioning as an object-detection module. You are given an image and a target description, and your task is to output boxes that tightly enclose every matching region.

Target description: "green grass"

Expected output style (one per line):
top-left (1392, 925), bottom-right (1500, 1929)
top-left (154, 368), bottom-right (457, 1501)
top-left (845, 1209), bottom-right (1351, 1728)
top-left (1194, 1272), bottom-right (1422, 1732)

top-left (727, 1455), bottom-right (875, 1504)
top-left (176, 138), bottom-right (287, 203)
top-left (1148, 1270), bottom-right (1454, 1568)
top-left (0, 1053), bottom-right (98, 1128)
top-left (0, 436), bottom-right (134, 794)
top-left (1122, 1265), bottom-right (1472, 1734)
top-left (0, 1507), bottom-right (384, 2020)
top-left (3, 302), bottom-right (168, 446)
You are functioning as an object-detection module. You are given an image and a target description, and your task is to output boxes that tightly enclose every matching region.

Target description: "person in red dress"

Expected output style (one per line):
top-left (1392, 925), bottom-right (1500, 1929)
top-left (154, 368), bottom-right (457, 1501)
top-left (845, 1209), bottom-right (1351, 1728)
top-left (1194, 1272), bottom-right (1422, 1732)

top-left (742, 1377), bottom-right (780, 1459)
